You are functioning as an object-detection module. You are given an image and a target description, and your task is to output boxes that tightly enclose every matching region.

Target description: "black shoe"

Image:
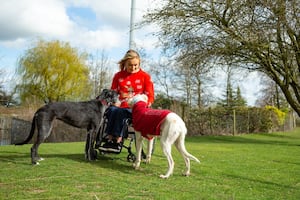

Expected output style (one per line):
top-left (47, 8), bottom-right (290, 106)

top-left (108, 143), bottom-right (122, 153)
top-left (98, 141), bottom-right (114, 151)
top-left (99, 141), bottom-right (121, 153)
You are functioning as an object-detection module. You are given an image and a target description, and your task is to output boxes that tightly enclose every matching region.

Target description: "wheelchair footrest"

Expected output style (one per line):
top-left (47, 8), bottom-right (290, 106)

top-left (99, 149), bottom-right (122, 154)
top-left (98, 141), bottom-right (122, 154)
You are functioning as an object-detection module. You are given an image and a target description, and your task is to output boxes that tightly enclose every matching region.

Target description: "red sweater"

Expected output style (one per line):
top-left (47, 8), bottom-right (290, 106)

top-left (111, 69), bottom-right (154, 108)
top-left (132, 101), bottom-right (171, 139)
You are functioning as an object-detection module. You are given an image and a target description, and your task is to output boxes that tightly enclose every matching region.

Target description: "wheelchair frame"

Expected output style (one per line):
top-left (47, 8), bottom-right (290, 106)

top-left (91, 108), bottom-right (154, 162)
top-left (97, 115), bottom-right (138, 161)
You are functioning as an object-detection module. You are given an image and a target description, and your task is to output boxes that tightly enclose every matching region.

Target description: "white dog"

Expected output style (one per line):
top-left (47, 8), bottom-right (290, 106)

top-left (130, 94), bottom-right (200, 178)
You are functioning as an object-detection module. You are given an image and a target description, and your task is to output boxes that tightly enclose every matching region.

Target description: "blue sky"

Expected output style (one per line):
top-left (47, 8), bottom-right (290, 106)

top-left (0, 0), bottom-right (159, 88)
top-left (0, 0), bottom-right (261, 105)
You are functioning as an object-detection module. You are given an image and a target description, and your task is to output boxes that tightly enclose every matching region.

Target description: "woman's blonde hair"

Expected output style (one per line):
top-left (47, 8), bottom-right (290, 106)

top-left (118, 49), bottom-right (140, 71)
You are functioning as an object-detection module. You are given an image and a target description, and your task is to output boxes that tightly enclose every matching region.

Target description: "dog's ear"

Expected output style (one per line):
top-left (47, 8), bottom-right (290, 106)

top-left (110, 90), bottom-right (119, 103)
top-left (142, 94), bottom-right (148, 102)
top-left (102, 89), bottom-right (109, 97)
top-left (97, 89), bottom-right (113, 101)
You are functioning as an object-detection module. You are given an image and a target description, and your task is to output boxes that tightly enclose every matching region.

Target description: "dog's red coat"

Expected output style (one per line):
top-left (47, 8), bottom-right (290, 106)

top-left (132, 101), bottom-right (171, 139)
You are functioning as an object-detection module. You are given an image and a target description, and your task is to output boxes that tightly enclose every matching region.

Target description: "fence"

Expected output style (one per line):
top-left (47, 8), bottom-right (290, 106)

top-left (0, 117), bottom-right (30, 145)
top-left (0, 106), bottom-right (298, 145)
top-left (0, 116), bottom-right (87, 146)
top-left (185, 107), bottom-right (296, 136)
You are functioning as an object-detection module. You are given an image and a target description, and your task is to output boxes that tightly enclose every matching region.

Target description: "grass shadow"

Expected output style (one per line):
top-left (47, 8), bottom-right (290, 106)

top-left (0, 151), bottom-right (30, 165)
top-left (0, 143), bottom-right (154, 174)
top-left (4, 149), bottom-right (136, 173)
top-left (186, 134), bottom-right (300, 146)
top-left (225, 173), bottom-right (297, 190)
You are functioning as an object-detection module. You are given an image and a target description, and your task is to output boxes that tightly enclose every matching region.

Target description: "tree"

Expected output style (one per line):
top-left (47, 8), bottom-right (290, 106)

top-left (176, 61), bottom-right (212, 108)
top-left (149, 59), bottom-right (174, 99)
top-left (152, 93), bottom-right (173, 109)
top-left (0, 69), bottom-right (4, 103)
top-left (235, 86), bottom-right (247, 107)
top-left (0, 69), bottom-right (9, 105)
top-left (218, 84), bottom-right (247, 108)
top-left (256, 76), bottom-right (289, 109)
top-left (88, 50), bottom-right (112, 98)
top-left (16, 40), bottom-right (92, 103)
top-left (144, 0), bottom-right (300, 116)
top-left (222, 65), bottom-right (247, 107)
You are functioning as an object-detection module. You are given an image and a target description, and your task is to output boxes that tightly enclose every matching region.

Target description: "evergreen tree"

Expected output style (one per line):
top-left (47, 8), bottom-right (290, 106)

top-left (234, 86), bottom-right (247, 107)
top-left (218, 85), bottom-right (247, 107)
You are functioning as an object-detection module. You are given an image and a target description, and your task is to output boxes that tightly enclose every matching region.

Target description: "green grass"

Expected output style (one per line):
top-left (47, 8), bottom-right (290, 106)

top-left (1, 129), bottom-right (300, 200)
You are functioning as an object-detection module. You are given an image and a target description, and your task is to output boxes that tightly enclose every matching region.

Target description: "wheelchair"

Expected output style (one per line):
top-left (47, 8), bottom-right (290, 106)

top-left (91, 107), bottom-right (155, 162)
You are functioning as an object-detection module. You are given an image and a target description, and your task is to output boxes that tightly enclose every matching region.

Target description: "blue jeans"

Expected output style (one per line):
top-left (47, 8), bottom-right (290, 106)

top-left (105, 106), bottom-right (132, 138)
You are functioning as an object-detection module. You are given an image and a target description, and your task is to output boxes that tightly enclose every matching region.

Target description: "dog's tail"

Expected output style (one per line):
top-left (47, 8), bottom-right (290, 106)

top-left (185, 151), bottom-right (200, 163)
top-left (15, 115), bottom-right (36, 145)
top-left (180, 143), bottom-right (200, 163)
top-left (176, 130), bottom-right (200, 163)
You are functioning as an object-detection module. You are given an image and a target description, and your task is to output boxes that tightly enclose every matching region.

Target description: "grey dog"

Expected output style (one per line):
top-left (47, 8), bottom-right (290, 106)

top-left (16, 89), bottom-right (118, 165)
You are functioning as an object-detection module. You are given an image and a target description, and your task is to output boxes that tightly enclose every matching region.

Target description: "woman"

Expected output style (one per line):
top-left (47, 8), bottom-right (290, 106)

top-left (99, 50), bottom-right (154, 152)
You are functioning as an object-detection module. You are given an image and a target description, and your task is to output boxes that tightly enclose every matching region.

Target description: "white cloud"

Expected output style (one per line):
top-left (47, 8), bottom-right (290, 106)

top-left (0, 0), bottom-right (161, 76)
top-left (0, 0), bottom-right (73, 40)
top-left (0, 38), bottom-right (28, 49)
top-left (65, 0), bottom-right (131, 29)
top-left (70, 27), bottom-right (125, 50)
top-left (0, 0), bottom-right (160, 53)
top-left (0, 0), bottom-right (262, 105)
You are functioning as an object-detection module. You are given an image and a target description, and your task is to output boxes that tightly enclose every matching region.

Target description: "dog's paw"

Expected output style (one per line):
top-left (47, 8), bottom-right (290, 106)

top-left (145, 157), bottom-right (151, 164)
top-left (159, 174), bottom-right (169, 179)
top-left (133, 163), bottom-right (140, 170)
top-left (37, 157), bottom-right (45, 161)
top-left (182, 172), bottom-right (191, 177)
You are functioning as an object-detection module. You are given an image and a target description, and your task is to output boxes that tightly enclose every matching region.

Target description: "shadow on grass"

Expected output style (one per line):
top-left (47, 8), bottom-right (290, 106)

top-left (186, 133), bottom-right (300, 146)
top-left (49, 152), bottom-right (139, 174)
top-left (225, 173), bottom-right (298, 190)
top-left (0, 151), bottom-right (30, 164)
top-left (0, 148), bottom-right (137, 174)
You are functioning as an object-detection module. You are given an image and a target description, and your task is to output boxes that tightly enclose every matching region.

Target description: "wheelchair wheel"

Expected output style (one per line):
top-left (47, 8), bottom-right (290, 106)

top-left (89, 148), bottom-right (98, 160)
top-left (95, 116), bottom-right (107, 149)
top-left (127, 153), bottom-right (136, 162)
top-left (85, 133), bottom-right (97, 160)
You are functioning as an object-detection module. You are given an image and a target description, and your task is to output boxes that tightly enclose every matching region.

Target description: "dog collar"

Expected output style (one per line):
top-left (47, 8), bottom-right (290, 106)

top-left (100, 99), bottom-right (108, 106)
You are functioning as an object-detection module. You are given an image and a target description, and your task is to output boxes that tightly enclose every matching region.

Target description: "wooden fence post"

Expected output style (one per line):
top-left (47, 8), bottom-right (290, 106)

top-left (209, 107), bottom-right (213, 135)
top-left (233, 109), bottom-right (236, 136)
top-left (0, 117), bottom-right (12, 145)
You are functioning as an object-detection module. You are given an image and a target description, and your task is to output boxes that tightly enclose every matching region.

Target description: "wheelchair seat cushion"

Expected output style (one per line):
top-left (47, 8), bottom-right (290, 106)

top-left (132, 101), bottom-right (171, 139)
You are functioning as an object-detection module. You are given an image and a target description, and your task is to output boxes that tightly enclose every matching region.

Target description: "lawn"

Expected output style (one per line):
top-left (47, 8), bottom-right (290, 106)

top-left (0, 128), bottom-right (299, 200)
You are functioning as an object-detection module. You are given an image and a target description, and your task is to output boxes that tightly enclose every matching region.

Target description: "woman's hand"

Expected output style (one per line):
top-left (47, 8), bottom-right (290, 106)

top-left (113, 100), bottom-right (121, 107)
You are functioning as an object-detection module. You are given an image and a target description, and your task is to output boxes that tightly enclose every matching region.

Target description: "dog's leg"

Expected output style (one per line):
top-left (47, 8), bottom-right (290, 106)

top-left (86, 129), bottom-right (97, 161)
top-left (133, 131), bottom-right (143, 169)
top-left (31, 140), bottom-right (45, 165)
top-left (85, 132), bottom-right (90, 160)
top-left (174, 139), bottom-right (191, 176)
top-left (175, 131), bottom-right (200, 176)
top-left (145, 138), bottom-right (154, 164)
top-left (31, 120), bottom-right (53, 165)
top-left (31, 144), bottom-right (41, 165)
top-left (160, 142), bottom-right (174, 179)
